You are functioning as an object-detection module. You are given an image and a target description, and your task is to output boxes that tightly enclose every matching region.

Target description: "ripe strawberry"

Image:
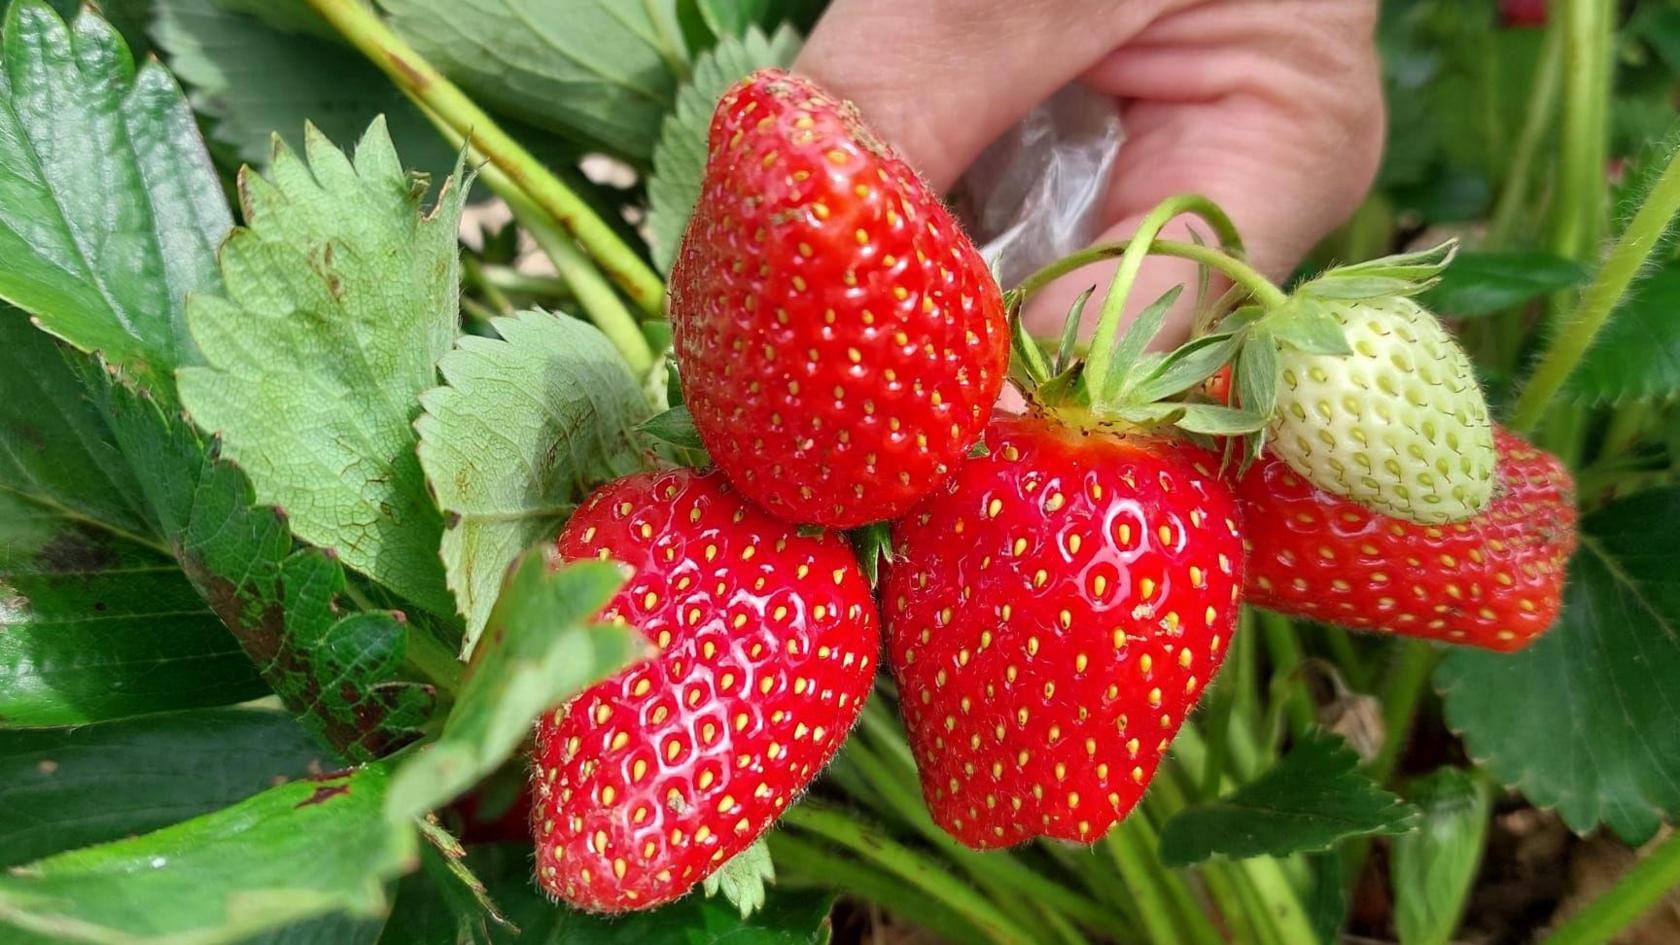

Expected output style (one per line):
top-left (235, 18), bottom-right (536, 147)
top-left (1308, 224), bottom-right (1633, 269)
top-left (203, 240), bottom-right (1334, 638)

top-left (1238, 427), bottom-right (1576, 651)
top-left (1268, 295), bottom-right (1496, 524)
top-left (530, 469), bottom-right (879, 911)
top-left (883, 416), bottom-right (1245, 848)
top-left (670, 68), bottom-right (1009, 529)
top-left (1500, 0), bottom-right (1547, 28)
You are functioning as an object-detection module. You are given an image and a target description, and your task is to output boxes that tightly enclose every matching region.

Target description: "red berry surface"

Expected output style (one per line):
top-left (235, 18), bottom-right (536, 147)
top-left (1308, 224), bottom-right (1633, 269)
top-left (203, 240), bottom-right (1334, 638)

top-left (1238, 427), bottom-right (1576, 651)
top-left (531, 469), bottom-right (879, 911)
top-left (883, 416), bottom-right (1245, 849)
top-left (670, 68), bottom-right (1008, 528)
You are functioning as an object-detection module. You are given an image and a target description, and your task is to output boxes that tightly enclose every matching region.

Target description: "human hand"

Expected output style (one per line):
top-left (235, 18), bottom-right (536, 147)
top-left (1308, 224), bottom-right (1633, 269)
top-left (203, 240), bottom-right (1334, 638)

top-left (794, 0), bottom-right (1385, 343)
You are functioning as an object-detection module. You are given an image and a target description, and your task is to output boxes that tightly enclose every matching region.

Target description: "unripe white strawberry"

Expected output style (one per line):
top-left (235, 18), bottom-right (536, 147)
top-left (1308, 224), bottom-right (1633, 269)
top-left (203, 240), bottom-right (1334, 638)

top-left (1269, 295), bottom-right (1495, 524)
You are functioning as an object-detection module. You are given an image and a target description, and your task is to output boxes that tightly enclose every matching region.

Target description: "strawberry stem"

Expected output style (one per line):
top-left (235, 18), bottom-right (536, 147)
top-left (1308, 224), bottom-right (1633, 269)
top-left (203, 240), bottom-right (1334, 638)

top-left (1013, 239), bottom-right (1289, 318)
top-left (1509, 142), bottom-right (1680, 433)
top-left (1078, 196), bottom-right (1247, 404)
top-left (304, 0), bottom-right (667, 318)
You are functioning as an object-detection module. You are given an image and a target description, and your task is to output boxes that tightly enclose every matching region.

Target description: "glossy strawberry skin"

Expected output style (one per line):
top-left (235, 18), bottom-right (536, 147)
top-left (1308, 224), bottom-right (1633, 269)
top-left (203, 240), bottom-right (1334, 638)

top-left (1238, 427), bottom-right (1576, 651)
top-left (670, 69), bottom-right (1009, 529)
top-left (883, 416), bottom-right (1246, 849)
top-left (530, 469), bottom-right (879, 912)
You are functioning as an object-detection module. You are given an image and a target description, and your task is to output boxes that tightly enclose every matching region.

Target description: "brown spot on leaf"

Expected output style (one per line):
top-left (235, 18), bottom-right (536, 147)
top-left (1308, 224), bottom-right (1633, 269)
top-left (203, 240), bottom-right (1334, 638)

top-left (295, 783), bottom-right (350, 808)
top-left (36, 533), bottom-right (115, 574)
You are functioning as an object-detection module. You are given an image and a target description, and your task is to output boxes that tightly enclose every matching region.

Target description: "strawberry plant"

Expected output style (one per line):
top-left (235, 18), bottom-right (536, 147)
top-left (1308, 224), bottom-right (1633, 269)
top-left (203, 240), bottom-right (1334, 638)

top-left (0, 1), bottom-right (1679, 944)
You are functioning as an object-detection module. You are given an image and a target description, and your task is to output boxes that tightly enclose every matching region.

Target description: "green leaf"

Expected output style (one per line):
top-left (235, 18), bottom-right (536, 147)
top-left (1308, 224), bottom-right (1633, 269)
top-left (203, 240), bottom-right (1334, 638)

top-left (704, 839), bottom-right (775, 919)
top-left (1419, 250), bottom-right (1589, 318)
top-left (0, 760), bottom-right (416, 945)
top-left (1564, 264), bottom-right (1680, 405)
top-left (1235, 329), bottom-right (1279, 417)
top-left (378, 0), bottom-right (684, 163)
top-left (1300, 240), bottom-right (1457, 300)
top-left (1124, 331), bottom-right (1244, 405)
top-left (639, 404), bottom-right (706, 451)
top-left (847, 521), bottom-right (893, 588)
top-left (1157, 730), bottom-right (1418, 866)
top-left (1390, 768), bottom-right (1490, 945)
top-left (385, 552), bottom-right (638, 821)
top-left (416, 310), bottom-right (651, 648)
top-left (694, 0), bottom-right (773, 37)
top-left (0, 489), bottom-right (266, 725)
top-left (1265, 300), bottom-right (1352, 356)
top-left (151, 0), bottom-right (462, 183)
top-left (1053, 286), bottom-right (1096, 376)
top-left (1099, 285), bottom-right (1181, 405)
top-left (1438, 487), bottom-right (1680, 844)
top-left (1171, 404), bottom-right (1267, 437)
top-left (412, 818), bottom-right (513, 938)
top-left (382, 842), bottom-right (834, 945)
top-left (0, 707), bottom-right (337, 867)
top-left (95, 378), bottom-right (435, 761)
top-left (177, 119), bottom-right (466, 617)
top-left (646, 26), bottom-right (801, 272)
top-left (0, 316), bottom-right (267, 725)
top-left (0, 313), bottom-right (150, 541)
top-left (0, 0), bottom-right (233, 391)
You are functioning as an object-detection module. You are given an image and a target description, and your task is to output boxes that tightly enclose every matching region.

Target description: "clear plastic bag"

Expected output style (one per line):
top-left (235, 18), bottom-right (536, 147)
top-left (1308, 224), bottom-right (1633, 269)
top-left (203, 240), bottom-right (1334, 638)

top-left (954, 82), bottom-right (1123, 290)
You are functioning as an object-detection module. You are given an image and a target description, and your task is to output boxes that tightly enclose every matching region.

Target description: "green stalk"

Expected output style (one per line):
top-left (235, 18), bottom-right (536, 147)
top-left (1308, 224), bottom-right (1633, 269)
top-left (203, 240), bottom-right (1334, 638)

top-left (1238, 856), bottom-right (1321, 945)
top-left (1105, 820), bottom-right (1194, 945)
top-left (1510, 144), bottom-right (1680, 433)
top-left (1013, 238), bottom-right (1287, 312)
top-left (502, 186), bottom-right (657, 375)
top-left (1257, 611), bottom-right (1316, 738)
top-left (1542, 831), bottom-right (1680, 945)
top-left (1375, 640), bottom-right (1439, 782)
top-left (1062, 196), bottom-right (1249, 401)
top-left (768, 833), bottom-right (994, 945)
top-left (398, 95), bottom-right (657, 376)
top-left (403, 623), bottom-right (465, 695)
top-left (780, 803), bottom-right (1039, 945)
top-left (852, 705), bottom-right (1122, 933)
top-left (479, 266), bottom-right (572, 301)
top-left (305, 0), bottom-right (666, 317)
top-left (1488, 26), bottom-right (1563, 249)
top-left (461, 256), bottom-right (513, 314)
top-left (1548, 0), bottom-right (1612, 262)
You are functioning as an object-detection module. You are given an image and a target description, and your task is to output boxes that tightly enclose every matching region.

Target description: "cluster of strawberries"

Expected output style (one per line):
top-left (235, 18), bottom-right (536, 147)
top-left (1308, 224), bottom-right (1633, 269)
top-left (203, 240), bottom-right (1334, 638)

top-left (529, 70), bottom-right (1578, 912)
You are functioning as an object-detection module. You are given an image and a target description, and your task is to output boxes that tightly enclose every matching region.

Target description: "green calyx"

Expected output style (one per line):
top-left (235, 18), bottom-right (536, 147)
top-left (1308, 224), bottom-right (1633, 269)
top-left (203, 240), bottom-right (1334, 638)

top-left (1007, 197), bottom-right (1493, 525)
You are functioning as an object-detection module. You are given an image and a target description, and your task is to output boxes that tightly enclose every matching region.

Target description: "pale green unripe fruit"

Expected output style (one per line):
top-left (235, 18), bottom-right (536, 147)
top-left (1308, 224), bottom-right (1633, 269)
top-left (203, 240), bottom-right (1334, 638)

top-left (1269, 297), bottom-right (1495, 524)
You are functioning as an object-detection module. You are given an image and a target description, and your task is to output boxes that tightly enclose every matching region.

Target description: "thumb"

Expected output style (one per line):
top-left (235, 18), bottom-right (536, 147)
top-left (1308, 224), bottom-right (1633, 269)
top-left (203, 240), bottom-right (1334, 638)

top-left (792, 0), bottom-right (1175, 191)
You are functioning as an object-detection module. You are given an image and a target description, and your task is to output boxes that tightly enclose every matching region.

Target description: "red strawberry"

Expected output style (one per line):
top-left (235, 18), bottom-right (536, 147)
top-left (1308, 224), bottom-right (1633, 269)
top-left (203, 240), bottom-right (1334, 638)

top-left (670, 68), bottom-right (1009, 529)
top-left (1238, 427), bottom-right (1576, 651)
top-left (883, 416), bottom-right (1245, 848)
top-left (531, 469), bottom-right (879, 911)
top-left (1500, 0), bottom-right (1546, 28)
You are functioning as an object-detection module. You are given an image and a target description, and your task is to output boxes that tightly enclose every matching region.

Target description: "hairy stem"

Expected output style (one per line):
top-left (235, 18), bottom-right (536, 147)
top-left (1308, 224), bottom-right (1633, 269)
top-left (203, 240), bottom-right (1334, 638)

top-left (1511, 144), bottom-right (1680, 432)
top-left (304, 0), bottom-right (666, 317)
top-left (1013, 238), bottom-right (1286, 314)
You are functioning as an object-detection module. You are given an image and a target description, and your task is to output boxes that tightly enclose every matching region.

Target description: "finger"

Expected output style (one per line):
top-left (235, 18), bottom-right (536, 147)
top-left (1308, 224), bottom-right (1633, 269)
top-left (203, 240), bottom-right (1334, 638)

top-left (793, 0), bottom-right (1179, 190)
top-left (1025, 0), bottom-right (1384, 346)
